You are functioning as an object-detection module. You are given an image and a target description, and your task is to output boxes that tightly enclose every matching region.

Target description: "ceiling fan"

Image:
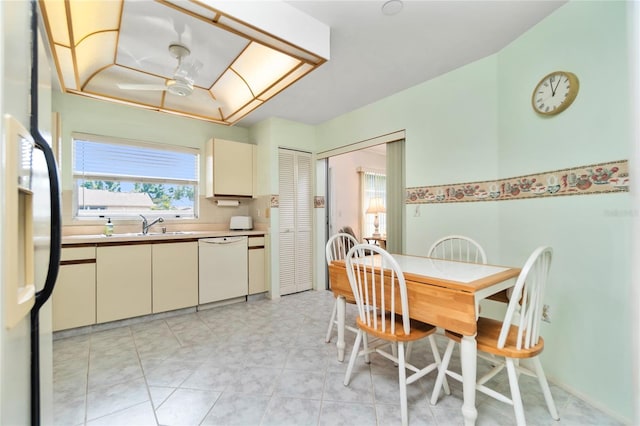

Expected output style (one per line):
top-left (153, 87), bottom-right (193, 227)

top-left (118, 43), bottom-right (202, 97)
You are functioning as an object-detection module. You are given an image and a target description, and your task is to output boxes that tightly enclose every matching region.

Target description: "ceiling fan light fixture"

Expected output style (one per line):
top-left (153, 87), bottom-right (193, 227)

top-left (382, 0), bottom-right (404, 16)
top-left (167, 79), bottom-right (193, 97)
top-left (168, 43), bottom-right (190, 59)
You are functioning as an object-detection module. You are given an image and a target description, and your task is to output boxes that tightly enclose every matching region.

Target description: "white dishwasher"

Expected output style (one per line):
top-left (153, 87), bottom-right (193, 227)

top-left (198, 236), bottom-right (248, 304)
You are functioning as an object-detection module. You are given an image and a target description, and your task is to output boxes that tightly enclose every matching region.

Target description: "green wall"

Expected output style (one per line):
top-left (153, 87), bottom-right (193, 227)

top-left (496, 1), bottom-right (632, 419)
top-left (308, 0), bottom-right (632, 421)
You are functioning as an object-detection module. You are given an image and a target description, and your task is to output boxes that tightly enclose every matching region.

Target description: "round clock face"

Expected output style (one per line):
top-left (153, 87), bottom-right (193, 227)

top-left (532, 71), bottom-right (579, 116)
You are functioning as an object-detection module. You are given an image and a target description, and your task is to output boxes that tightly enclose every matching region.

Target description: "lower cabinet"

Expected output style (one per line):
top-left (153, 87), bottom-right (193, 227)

top-left (52, 246), bottom-right (97, 331)
top-left (248, 236), bottom-right (266, 294)
top-left (152, 241), bottom-right (198, 313)
top-left (97, 244), bottom-right (152, 323)
top-left (55, 234), bottom-right (265, 330)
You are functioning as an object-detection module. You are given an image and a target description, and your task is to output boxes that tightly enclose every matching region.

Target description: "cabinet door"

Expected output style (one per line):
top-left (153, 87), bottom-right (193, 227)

top-left (97, 245), bottom-right (152, 323)
top-left (248, 247), bottom-right (266, 295)
top-left (152, 242), bottom-right (198, 313)
top-left (52, 262), bottom-right (96, 331)
top-left (211, 139), bottom-right (254, 197)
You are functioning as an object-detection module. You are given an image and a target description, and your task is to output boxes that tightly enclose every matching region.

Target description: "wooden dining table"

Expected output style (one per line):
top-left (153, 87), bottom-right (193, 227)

top-left (328, 254), bottom-right (521, 426)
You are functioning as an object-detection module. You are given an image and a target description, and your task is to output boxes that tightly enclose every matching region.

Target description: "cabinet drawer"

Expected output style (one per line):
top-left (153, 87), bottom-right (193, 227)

top-left (61, 246), bottom-right (96, 262)
top-left (248, 236), bottom-right (265, 248)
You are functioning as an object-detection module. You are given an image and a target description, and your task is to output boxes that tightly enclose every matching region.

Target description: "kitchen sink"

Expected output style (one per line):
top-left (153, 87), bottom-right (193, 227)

top-left (144, 231), bottom-right (193, 236)
top-left (107, 231), bottom-right (194, 237)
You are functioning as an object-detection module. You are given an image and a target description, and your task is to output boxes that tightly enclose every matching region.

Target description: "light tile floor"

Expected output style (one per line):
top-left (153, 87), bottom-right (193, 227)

top-left (53, 290), bottom-right (623, 426)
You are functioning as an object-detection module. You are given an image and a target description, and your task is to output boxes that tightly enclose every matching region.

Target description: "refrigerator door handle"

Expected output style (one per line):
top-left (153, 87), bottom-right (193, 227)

top-left (30, 135), bottom-right (61, 311)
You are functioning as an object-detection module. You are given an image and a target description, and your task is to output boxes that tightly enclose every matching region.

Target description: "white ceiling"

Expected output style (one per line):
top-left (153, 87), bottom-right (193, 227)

top-left (235, 0), bottom-right (567, 127)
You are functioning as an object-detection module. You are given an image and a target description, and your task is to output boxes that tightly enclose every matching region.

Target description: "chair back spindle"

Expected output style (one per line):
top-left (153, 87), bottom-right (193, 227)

top-left (428, 235), bottom-right (487, 264)
top-left (346, 244), bottom-right (410, 337)
top-left (499, 246), bottom-right (552, 350)
top-left (326, 233), bottom-right (359, 266)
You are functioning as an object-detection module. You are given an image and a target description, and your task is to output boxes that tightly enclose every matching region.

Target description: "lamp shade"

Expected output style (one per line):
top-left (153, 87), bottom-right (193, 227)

top-left (366, 198), bottom-right (386, 214)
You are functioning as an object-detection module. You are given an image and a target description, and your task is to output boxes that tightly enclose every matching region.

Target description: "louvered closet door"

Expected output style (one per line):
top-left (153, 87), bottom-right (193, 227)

top-left (279, 149), bottom-right (313, 295)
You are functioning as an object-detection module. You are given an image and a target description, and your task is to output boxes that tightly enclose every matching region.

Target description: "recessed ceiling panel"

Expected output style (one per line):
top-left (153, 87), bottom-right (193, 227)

top-left (211, 71), bottom-right (254, 116)
top-left (117, 0), bottom-right (250, 88)
top-left (233, 42), bottom-right (301, 95)
top-left (54, 46), bottom-right (76, 90)
top-left (163, 87), bottom-right (222, 119)
top-left (85, 66), bottom-right (165, 106)
top-left (76, 32), bottom-right (117, 88)
top-left (68, 0), bottom-right (120, 43)
top-left (41, 0), bottom-right (329, 125)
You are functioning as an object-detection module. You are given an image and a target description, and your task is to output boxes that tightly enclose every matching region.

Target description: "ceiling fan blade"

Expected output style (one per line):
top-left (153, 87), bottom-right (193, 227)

top-left (118, 83), bottom-right (167, 91)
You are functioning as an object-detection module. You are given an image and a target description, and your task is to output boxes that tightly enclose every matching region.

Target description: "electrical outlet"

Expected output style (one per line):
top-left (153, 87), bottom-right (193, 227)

top-left (542, 304), bottom-right (551, 323)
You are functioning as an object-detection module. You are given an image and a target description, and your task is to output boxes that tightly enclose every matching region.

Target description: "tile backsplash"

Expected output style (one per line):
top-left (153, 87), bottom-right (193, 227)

top-left (61, 191), bottom-right (265, 235)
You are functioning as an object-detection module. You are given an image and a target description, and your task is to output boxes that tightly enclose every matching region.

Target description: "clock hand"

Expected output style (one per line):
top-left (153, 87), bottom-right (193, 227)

top-left (552, 76), bottom-right (562, 96)
top-left (549, 78), bottom-right (556, 96)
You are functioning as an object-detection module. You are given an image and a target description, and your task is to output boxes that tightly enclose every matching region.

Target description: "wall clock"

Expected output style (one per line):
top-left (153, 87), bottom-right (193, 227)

top-left (531, 71), bottom-right (579, 116)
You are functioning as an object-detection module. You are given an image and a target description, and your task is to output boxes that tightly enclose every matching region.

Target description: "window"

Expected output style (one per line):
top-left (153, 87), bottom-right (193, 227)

top-left (73, 134), bottom-right (199, 219)
top-left (361, 170), bottom-right (386, 237)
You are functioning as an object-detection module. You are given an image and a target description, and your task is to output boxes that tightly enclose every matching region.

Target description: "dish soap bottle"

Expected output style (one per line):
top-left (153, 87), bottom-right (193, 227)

top-left (105, 218), bottom-right (114, 237)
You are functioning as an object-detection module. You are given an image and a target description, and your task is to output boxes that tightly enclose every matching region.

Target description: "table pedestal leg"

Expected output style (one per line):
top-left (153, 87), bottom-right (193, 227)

top-left (336, 295), bottom-right (346, 362)
top-left (461, 334), bottom-right (478, 426)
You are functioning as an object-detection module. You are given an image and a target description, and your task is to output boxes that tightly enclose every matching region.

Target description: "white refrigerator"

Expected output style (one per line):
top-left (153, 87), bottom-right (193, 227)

top-left (0, 1), bottom-right (60, 425)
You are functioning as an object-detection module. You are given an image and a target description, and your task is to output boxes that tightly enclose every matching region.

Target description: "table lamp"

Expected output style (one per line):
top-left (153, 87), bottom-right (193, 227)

top-left (366, 198), bottom-right (386, 237)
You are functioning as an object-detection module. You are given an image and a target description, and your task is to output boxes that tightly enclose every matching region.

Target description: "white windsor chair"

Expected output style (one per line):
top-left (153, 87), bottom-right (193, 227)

top-left (430, 246), bottom-right (559, 426)
top-left (325, 232), bottom-right (360, 361)
top-left (343, 244), bottom-right (449, 426)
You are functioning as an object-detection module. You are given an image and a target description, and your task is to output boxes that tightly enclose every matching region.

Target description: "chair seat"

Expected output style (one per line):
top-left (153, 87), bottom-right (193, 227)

top-left (357, 315), bottom-right (436, 342)
top-left (444, 317), bottom-right (545, 359)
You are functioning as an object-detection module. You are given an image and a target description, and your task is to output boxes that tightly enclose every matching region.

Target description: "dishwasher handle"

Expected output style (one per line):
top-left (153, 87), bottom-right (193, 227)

top-left (199, 236), bottom-right (247, 245)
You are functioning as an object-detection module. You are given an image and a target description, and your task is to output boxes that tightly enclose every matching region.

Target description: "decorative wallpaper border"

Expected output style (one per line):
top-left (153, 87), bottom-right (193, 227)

top-left (406, 160), bottom-right (628, 204)
top-left (270, 195), bottom-right (325, 208)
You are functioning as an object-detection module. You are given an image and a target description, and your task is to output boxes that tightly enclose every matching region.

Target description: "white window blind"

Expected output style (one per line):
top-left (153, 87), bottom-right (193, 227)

top-left (73, 135), bottom-right (199, 219)
top-left (74, 139), bottom-right (197, 182)
top-left (361, 170), bottom-right (386, 237)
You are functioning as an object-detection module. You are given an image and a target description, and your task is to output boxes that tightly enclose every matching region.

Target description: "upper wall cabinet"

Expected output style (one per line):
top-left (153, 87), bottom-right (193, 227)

top-left (206, 138), bottom-right (255, 198)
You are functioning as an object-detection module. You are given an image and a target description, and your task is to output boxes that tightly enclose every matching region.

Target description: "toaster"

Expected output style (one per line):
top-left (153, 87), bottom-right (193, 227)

top-left (229, 216), bottom-right (253, 230)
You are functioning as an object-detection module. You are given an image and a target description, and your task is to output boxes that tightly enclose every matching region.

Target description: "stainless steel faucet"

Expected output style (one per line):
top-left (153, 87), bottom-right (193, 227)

top-left (140, 214), bottom-right (164, 235)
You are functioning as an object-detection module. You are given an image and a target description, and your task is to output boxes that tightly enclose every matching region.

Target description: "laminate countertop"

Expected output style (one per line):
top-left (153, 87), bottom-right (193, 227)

top-left (62, 230), bottom-right (266, 246)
